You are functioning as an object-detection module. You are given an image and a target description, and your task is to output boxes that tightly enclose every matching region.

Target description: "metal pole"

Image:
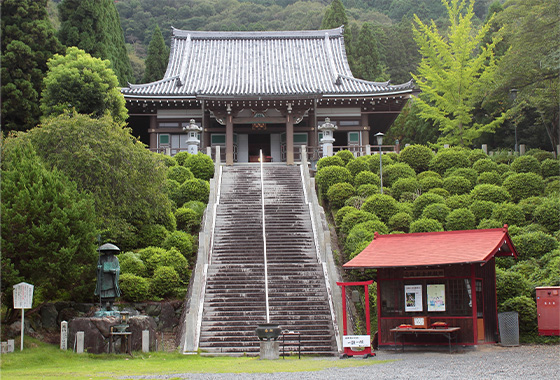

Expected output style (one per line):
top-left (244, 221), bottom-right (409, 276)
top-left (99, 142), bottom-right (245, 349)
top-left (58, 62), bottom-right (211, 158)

top-left (21, 309), bottom-right (24, 351)
top-left (379, 145), bottom-right (383, 194)
top-left (260, 150), bottom-right (270, 323)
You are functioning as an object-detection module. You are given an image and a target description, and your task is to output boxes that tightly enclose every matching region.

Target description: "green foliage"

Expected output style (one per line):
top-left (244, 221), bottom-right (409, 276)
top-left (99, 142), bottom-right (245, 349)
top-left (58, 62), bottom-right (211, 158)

top-left (354, 171), bottom-right (380, 188)
top-left (443, 176), bottom-right (472, 195)
top-left (138, 224), bottom-right (170, 248)
top-left (500, 296), bottom-right (538, 334)
top-left (388, 212), bottom-right (412, 232)
top-left (118, 252), bottom-right (147, 277)
top-left (357, 184), bottom-right (378, 198)
top-left (146, 247), bottom-right (189, 282)
top-left (445, 208), bottom-right (476, 230)
top-left (444, 194), bottom-right (472, 211)
top-left (545, 180), bottom-right (560, 196)
top-left (412, 193), bottom-right (446, 218)
top-left (491, 203), bottom-right (525, 227)
top-left (526, 149), bottom-right (555, 162)
top-left (495, 267), bottom-right (533, 306)
top-left (361, 194), bottom-right (399, 223)
top-left (398, 144), bottom-right (434, 173)
top-left (471, 184), bottom-right (511, 203)
top-left (419, 176), bottom-right (444, 191)
top-left (1, 0), bottom-right (65, 132)
top-left (162, 231), bottom-right (194, 260)
top-left (175, 207), bottom-right (201, 234)
top-left (473, 158), bottom-right (499, 173)
top-left (58, 0), bottom-right (133, 85)
top-left (468, 149), bottom-right (489, 164)
top-left (512, 231), bottom-right (559, 260)
top-left (502, 173), bottom-right (545, 202)
top-left (477, 171), bottom-right (502, 185)
top-left (143, 25), bottom-right (170, 83)
top-left (534, 197), bottom-right (560, 233)
top-left (164, 179), bottom-right (181, 207)
top-left (409, 218), bottom-right (444, 233)
top-left (540, 159), bottom-right (560, 178)
top-left (429, 148), bottom-right (470, 175)
top-left (511, 155), bottom-right (541, 175)
top-left (184, 153), bottom-right (214, 181)
top-left (346, 159), bottom-right (369, 178)
top-left (327, 182), bottom-right (355, 209)
top-left (417, 170), bottom-right (442, 181)
top-left (321, 0), bottom-right (348, 29)
top-left (382, 162), bottom-right (416, 187)
top-left (335, 150), bottom-right (355, 165)
top-left (315, 166), bottom-right (352, 194)
top-left (344, 196), bottom-right (366, 209)
top-left (168, 166), bottom-right (194, 184)
top-left (518, 196), bottom-right (544, 221)
top-left (391, 177), bottom-right (420, 201)
top-left (41, 47), bottom-right (128, 124)
top-left (183, 201), bottom-right (207, 219)
top-left (150, 266), bottom-right (180, 298)
top-left (427, 188), bottom-right (450, 198)
top-left (421, 203), bottom-right (451, 224)
top-left (119, 273), bottom-right (150, 302)
top-left (334, 206), bottom-right (359, 229)
top-left (340, 209), bottom-right (379, 235)
top-left (178, 179), bottom-right (210, 204)
top-left (478, 218), bottom-right (503, 229)
top-left (316, 155), bottom-right (345, 171)
top-left (353, 22), bottom-right (382, 81)
top-left (444, 167), bottom-right (478, 186)
top-left (469, 200), bottom-right (497, 224)
top-left (344, 227), bottom-right (376, 256)
top-left (174, 151), bottom-right (190, 166)
top-left (159, 154), bottom-right (177, 167)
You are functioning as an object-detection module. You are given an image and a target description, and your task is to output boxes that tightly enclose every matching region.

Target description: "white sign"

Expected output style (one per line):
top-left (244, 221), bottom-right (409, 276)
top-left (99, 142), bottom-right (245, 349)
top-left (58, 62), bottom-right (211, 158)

top-left (427, 284), bottom-right (446, 312)
top-left (405, 284), bottom-right (423, 312)
top-left (13, 282), bottom-right (34, 309)
top-left (60, 321), bottom-right (68, 350)
top-left (343, 335), bottom-right (371, 348)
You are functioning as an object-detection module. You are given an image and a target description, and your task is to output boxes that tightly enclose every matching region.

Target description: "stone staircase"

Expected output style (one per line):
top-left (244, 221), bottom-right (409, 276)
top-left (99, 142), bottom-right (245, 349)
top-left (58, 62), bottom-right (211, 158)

top-left (198, 164), bottom-right (337, 355)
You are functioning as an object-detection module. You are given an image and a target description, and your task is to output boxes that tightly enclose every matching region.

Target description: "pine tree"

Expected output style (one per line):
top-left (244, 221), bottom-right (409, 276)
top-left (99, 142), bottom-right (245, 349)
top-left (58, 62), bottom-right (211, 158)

top-left (0, 0), bottom-right (64, 132)
top-left (353, 23), bottom-right (382, 81)
top-left (58, 0), bottom-right (133, 86)
top-left (321, 0), bottom-right (348, 29)
top-left (143, 25), bottom-right (170, 83)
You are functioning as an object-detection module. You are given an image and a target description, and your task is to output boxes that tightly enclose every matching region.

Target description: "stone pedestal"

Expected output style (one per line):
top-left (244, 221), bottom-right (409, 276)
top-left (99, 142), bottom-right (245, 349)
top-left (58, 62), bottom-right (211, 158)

top-left (259, 340), bottom-right (280, 360)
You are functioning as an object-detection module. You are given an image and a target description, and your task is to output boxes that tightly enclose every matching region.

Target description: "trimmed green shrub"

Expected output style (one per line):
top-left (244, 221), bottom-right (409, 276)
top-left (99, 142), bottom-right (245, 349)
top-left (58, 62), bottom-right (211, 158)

top-left (419, 176), bottom-right (444, 192)
top-left (138, 224), bottom-right (170, 248)
top-left (335, 150), bottom-right (355, 165)
top-left (159, 154), bottom-right (177, 167)
top-left (500, 296), bottom-right (538, 334)
top-left (146, 247), bottom-right (189, 281)
top-left (119, 273), bottom-right (150, 302)
top-left (344, 196), bottom-right (366, 209)
top-left (184, 152), bottom-right (214, 181)
top-left (361, 194), bottom-right (399, 223)
top-left (417, 170), bottom-right (442, 181)
top-left (344, 227), bottom-right (375, 255)
top-left (545, 181), bottom-right (560, 196)
top-left (137, 246), bottom-right (167, 264)
top-left (164, 178), bottom-right (181, 207)
top-left (526, 148), bottom-right (555, 162)
top-left (476, 171), bottom-right (502, 186)
top-left (444, 167), bottom-right (478, 186)
top-left (473, 158), bottom-right (498, 173)
top-left (355, 220), bottom-right (389, 235)
top-left (354, 155), bottom-right (376, 172)
top-left (388, 212), bottom-right (412, 232)
top-left (382, 162), bottom-right (416, 187)
top-left (412, 193), bottom-right (445, 218)
top-left (469, 200), bottom-right (497, 224)
top-left (316, 155), bottom-right (344, 171)
top-left (182, 201), bottom-right (207, 219)
top-left (315, 166), bottom-right (352, 194)
top-left (175, 207), bottom-right (201, 233)
top-left (357, 184), bottom-right (378, 198)
top-left (398, 144), bottom-right (434, 173)
top-left (518, 196), bottom-right (544, 221)
top-left (341, 209), bottom-right (379, 235)
top-left (502, 173), bottom-right (545, 202)
top-left (421, 203), bottom-right (450, 224)
top-left (445, 208), bottom-right (476, 230)
top-left (511, 155), bottom-right (541, 174)
top-left (167, 165), bottom-right (194, 184)
top-left (468, 149), bottom-right (489, 164)
top-left (162, 230), bottom-right (194, 260)
top-left (119, 252), bottom-right (147, 277)
top-left (178, 179), bottom-right (210, 204)
top-left (429, 148), bottom-right (470, 175)
top-left (491, 203), bottom-right (526, 227)
top-left (443, 176), bottom-right (472, 195)
top-left (521, 223), bottom-right (549, 235)
top-left (398, 192), bottom-right (419, 203)
top-left (495, 267), bottom-right (533, 306)
top-left (540, 250), bottom-right (560, 286)
top-left (534, 197), bottom-right (560, 233)
top-left (540, 159), bottom-right (560, 178)
top-left (354, 171), bottom-right (381, 188)
top-left (496, 163), bottom-right (511, 175)
top-left (512, 231), bottom-right (559, 260)
top-left (327, 182), bottom-right (355, 209)
top-left (445, 194), bottom-right (472, 211)
top-left (370, 154), bottom-right (395, 174)
top-left (409, 218), bottom-right (444, 233)
top-left (427, 188), bottom-right (450, 198)
top-left (477, 218), bottom-right (503, 229)
top-left (391, 177), bottom-right (420, 200)
top-left (396, 202), bottom-right (413, 216)
top-left (150, 266), bottom-right (180, 298)
top-left (471, 184), bottom-right (511, 203)
top-left (335, 206), bottom-right (359, 228)
top-left (490, 150), bottom-right (514, 165)
top-left (174, 151), bottom-right (190, 166)
top-left (346, 158), bottom-right (369, 177)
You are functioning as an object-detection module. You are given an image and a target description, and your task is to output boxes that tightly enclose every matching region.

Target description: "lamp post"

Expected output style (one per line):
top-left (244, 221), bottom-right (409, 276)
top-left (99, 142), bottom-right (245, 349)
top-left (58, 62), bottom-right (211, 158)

top-left (375, 132), bottom-right (384, 194)
top-left (509, 89), bottom-right (518, 154)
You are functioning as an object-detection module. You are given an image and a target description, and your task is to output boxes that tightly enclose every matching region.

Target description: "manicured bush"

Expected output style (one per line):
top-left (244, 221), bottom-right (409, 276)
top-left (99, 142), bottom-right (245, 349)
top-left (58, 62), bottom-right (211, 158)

top-left (178, 178), bottom-right (210, 204)
top-left (335, 150), bottom-right (355, 165)
top-left (428, 148), bottom-right (470, 175)
top-left (354, 170), bottom-right (381, 188)
top-left (468, 149), bottom-right (489, 165)
top-left (175, 207), bottom-right (201, 233)
top-left (512, 231), bottom-right (559, 260)
top-left (469, 200), bottom-right (497, 224)
top-left (173, 151), bottom-right (190, 166)
top-left (137, 246), bottom-right (167, 264)
top-left (119, 273), bottom-right (150, 302)
top-left (327, 182), bottom-right (355, 209)
top-left (491, 203), bottom-right (526, 227)
top-left (526, 148), bottom-right (555, 162)
top-left (444, 167), bottom-right (478, 186)
top-left (398, 191), bottom-right (419, 203)
top-left (500, 296), bottom-right (538, 334)
top-left (445, 208), bottom-right (476, 230)
top-left (119, 252), bottom-right (147, 277)
top-left (417, 170), bottom-right (441, 181)
top-left (412, 193), bottom-right (445, 218)
top-left (162, 230), bottom-right (194, 260)
top-left (545, 181), bottom-right (560, 196)
top-left (540, 159), bottom-right (560, 178)
top-left (495, 268), bottom-right (533, 306)
top-left (539, 250), bottom-right (560, 286)
top-left (473, 158), bottom-right (498, 173)
top-left (398, 144), bottom-right (434, 173)
top-left (444, 194), bottom-right (472, 211)
top-left (471, 184), bottom-right (511, 203)
top-left (502, 172), bottom-right (545, 202)
top-left (369, 154), bottom-right (394, 174)
top-left (388, 212), bottom-right (412, 232)
top-left (146, 247), bottom-right (190, 281)
top-left (427, 188), bottom-right (450, 198)
top-left (409, 218), bottom-right (444, 233)
top-left (164, 178), bottom-right (181, 206)
top-left (421, 203), bottom-right (450, 224)
top-left (354, 155), bottom-right (377, 172)
top-left (344, 227), bottom-right (376, 255)
top-left (167, 165), bottom-right (194, 184)
top-left (511, 155), bottom-right (541, 175)
top-left (159, 154), bottom-right (177, 167)
top-left (138, 224), bottom-right (170, 248)
top-left (396, 202), bottom-right (413, 216)
top-left (419, 176), bottom-right (444, 192)
top-left (340, 209), bottom-right (379, 235)
top-left (476, 171), bottom-right (502, 186)
top-left (357, 184), bottom-right (378, 198)
top-left (382, 162), bottom-right (416, 187)
top-left (496, 163), bottom-right (511, 175)
top-left (361, 193), bottom-right (399, 223)
top-left (346, 158), bottom-right (369, 177)
top-left (534, 197), bottom-right (560, 233)
top-left (182, 200), bottom-right (207, 219)
top-left (184, 152), bottom-right (214, 181)
top-left (335, 206), bottom-right (358, 228)
top-left (391, 177), bottom-right (420, 200)
top-left (150, 266), bottom-right (180, 298)
top-left (316, 155), bottom-right (344, 171)
top-left (490, 150), bottom-right (514, 164)
top-left (521, 223), bottom-right (549, 235)
top-left (315, 166), bottom-right (352, 194)
top-left (344, 196), bottom-right (366, 209)
top-left (443, 176), bottom-right (472, 195)
top-left (477, 218), bottom-right (503, 229)
top-left (518, 196), bottom-right (544, 221)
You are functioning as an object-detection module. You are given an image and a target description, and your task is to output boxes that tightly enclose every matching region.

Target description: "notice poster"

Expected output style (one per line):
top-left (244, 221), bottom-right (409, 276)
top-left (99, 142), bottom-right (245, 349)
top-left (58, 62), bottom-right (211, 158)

top-left (427, 284), bottom-right (446, 312)
top-left (404, 285), bottom-right (423, 312)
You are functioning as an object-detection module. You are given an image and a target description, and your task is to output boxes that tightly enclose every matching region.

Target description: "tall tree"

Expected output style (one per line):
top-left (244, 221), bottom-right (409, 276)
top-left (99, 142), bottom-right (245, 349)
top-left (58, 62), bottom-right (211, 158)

top-left (142, 25), bottom-right (170, 83)
top-left (412, 0), bottom-right (505, 147)
top-left (57, 0), bottom-right (133, 85)
top-left (353, 23), bottom-right (383, 81)
top-left (321, 0), bottom-right (348, 29)
top-left (0, 0), bottom-right (64, 132)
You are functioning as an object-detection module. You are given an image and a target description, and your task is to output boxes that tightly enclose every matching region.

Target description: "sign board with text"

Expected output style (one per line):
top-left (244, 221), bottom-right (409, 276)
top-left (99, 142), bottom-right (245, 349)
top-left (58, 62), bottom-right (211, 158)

top-left (13, 282), bottom-right (34, 309)
top-left (343, 335), bottom-right (371, 348)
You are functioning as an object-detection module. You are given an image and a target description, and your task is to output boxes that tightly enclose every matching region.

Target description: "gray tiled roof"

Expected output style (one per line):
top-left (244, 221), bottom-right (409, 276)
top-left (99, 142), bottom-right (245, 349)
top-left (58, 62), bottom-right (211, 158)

top-left (122, 27), bottom-right (414, 98)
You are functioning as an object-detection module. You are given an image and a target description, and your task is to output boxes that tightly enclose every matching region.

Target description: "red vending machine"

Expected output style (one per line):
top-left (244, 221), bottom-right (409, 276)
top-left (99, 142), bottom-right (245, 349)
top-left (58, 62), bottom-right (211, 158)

top-left (536, 286), bottom-right (560, 336)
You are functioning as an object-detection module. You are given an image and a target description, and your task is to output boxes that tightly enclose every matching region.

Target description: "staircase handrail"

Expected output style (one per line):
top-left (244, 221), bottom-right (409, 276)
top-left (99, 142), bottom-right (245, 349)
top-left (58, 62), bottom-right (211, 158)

top-left (260, 150), bottom-right (271, 323)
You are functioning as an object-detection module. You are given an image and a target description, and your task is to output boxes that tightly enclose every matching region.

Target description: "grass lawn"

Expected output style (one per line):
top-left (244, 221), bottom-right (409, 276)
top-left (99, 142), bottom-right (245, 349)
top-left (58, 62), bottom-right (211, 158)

top-left (0, 338), bottom-right (390, 379)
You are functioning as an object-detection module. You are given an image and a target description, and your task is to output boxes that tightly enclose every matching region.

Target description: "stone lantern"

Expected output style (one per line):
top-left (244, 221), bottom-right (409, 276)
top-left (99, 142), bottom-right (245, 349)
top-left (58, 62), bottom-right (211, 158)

top-left (318, 118), bottom-right (337, 157)
top-left (183, 119), bottom-right (202, 154)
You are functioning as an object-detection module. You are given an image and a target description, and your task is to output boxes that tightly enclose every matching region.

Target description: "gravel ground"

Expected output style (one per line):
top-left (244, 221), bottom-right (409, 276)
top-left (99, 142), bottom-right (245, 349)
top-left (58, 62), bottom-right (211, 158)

top-left (122, 344), bottom-right (559, 380)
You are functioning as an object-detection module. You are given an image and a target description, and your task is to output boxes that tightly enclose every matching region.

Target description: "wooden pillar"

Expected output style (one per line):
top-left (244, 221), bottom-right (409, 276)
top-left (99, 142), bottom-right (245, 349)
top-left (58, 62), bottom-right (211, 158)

top-left (286, 114), bottom-right (294, 165)
top-left (226, 114), bottom-right (234, 165)
top-left (471, 264), bottom-right (478, 343)
top-left (149, 115), bottom-right (157, 150)
top-left (309, 109), bottom-right (317, 158)
top-left (202, 107), bottom-right (211, 150)
top-left (361, 113), bottom-right (370, 153)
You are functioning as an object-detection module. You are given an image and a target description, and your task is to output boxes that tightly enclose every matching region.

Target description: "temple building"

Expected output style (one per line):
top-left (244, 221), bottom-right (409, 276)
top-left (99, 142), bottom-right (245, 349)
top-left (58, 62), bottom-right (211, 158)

top-left (121, 27), bottom-right (415, 164)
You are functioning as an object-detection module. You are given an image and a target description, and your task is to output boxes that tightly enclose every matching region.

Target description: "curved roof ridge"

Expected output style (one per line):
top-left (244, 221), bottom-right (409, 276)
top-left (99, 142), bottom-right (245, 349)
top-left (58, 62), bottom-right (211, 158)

top-left (172, 26), bottom-right (344, 40)
top-left (125, 75), bottom-right (180, 90)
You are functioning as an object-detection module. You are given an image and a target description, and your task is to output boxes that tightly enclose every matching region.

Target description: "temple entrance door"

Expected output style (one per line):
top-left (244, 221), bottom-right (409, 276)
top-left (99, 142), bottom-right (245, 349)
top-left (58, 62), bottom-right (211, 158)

top-left (248, 133), bottom-right (272, 162)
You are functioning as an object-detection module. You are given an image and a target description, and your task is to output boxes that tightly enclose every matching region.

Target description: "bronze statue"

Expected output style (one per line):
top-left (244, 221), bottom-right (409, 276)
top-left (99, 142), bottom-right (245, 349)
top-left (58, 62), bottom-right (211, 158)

top-left (94, 243), bottom-right (121, 316)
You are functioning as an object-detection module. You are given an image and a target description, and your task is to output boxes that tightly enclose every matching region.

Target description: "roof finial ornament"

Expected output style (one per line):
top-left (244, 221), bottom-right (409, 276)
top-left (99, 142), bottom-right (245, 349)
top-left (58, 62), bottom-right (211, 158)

top-left (503, 224), bottom-right (508, 232)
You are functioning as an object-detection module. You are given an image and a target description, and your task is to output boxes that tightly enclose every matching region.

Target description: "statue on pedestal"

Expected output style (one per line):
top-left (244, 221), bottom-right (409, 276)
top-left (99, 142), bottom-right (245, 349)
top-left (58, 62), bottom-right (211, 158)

top-left (94, 243), bottom-right (121, 317)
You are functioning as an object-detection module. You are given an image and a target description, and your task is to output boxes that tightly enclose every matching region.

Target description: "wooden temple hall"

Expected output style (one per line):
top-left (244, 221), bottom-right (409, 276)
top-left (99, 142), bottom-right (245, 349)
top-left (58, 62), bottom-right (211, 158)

top-left (121, 27), bottom-right (415, 164)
